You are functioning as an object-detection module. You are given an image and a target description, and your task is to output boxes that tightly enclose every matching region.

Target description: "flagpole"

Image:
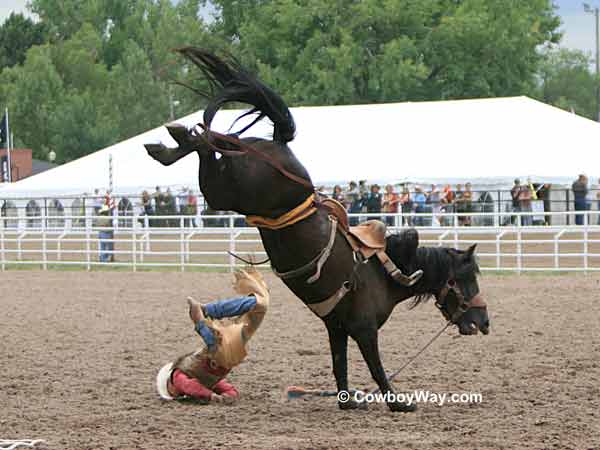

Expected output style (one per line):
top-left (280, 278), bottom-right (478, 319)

top-left (5, 107), bottom-right (11, 183)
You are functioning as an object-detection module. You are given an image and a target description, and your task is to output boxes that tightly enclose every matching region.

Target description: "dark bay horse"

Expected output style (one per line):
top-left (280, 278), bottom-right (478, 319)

top-left (145, 49), bottom-right (490, 412)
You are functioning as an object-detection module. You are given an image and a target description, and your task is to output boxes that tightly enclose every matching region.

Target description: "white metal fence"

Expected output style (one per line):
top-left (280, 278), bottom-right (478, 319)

top-left (2, 210), bottom-right (600, 272)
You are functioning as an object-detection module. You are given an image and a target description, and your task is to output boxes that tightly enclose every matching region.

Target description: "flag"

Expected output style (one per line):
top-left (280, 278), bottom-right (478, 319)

top-left (0, 113), bottom-right (7, 146)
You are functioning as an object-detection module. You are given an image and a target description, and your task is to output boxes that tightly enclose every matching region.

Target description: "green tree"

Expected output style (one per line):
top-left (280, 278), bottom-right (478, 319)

top-left (536, 48), bottom-right (598, 120)
top-left (0, 13), bottom-right (47, 69)
top-left (1, 45), bottom-right (65, 160)
top-left (211, 0), bottom-right (561, 105)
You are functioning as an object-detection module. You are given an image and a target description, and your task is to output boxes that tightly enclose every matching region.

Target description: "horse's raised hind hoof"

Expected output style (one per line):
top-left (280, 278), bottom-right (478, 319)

top-left (338, 399), bottom-right (368, 411)
top-left (388, 400), bottom-right (417, 413)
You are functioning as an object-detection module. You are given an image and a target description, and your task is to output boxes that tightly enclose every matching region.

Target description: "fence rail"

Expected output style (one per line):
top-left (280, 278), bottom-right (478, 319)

top-left (2, 211), bottom-right (600, 272)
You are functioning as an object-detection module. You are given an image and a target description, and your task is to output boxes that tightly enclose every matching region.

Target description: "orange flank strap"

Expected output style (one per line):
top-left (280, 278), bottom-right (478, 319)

top-left (246, 194), bottom-right (317, 230)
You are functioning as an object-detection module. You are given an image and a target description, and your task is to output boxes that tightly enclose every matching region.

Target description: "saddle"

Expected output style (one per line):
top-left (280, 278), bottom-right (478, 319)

top-left (319, 197), bottom-right (423, 287)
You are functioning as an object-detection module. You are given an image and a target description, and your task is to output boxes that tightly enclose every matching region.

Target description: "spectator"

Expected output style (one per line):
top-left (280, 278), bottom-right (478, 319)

top-left (93, 188), bottom-right (103, 217)
top-left (479, 191), bottom-right (495, 226)
top-left (382, 184), bottom-right (400, 226)
top-left (440, 184), bottom-right (455, 226)
top-left (461, 183), bottom-right (474, 226)
top-left (346, 181), bottom-right (362, 226)
top-left (428, 184), bottom-right (441, 226)
top-left (518, 182), bottom-right (533, 226)
top-left (510, 179), bottom-right (521, 225)
top-left (537, 183), bottom-right (552, 225)
top-left (455, 184), bottom-right (465, 226)
top-left (97, 204), bottom-right (115, 263)
top-left (48, 198), bottom-right (65, 228)
top-left (572, 174), bottom-right (589, 225)
top-left (413, 186), bottom-right (427, 226)
top-left (399, 186), bottom-right (413, 226)
top-left (26, 199), bottom-right (41, 228)
top-left (118, 197), bottom-right (133, 228)
top-left (359, 180), bottom-right (369, 213)
top-left (165, 188), bottom-right (177, 227)
top-left (332, 185), bottom-right (344, 203)
top-left (140, 190), bottom-right (154, 227)
top-left (71, 197), bottom-right (85, 228)
top-left (366, 184), bottom-right (382, 221)
top-left (154, 186), bottom-right (166, 226)
top-left (187, 190), bottom-right (198, 227)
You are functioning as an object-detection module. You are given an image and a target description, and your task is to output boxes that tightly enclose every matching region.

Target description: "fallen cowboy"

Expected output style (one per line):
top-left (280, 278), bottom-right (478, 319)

top-left (156, 268), bottom-right (269, 404)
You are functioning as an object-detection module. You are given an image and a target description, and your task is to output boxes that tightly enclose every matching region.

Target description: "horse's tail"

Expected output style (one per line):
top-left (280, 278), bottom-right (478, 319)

top-left (176, 47), bottom-right (296, 144)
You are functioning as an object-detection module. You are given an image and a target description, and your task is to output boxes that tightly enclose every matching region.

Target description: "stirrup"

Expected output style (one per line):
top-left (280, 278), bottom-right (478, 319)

top-left (391, 269), bottom-right (423, 287)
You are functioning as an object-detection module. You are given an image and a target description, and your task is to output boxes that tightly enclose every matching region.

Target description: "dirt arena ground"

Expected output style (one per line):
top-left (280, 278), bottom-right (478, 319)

top-left (1, 271), bottom-right (599, 450)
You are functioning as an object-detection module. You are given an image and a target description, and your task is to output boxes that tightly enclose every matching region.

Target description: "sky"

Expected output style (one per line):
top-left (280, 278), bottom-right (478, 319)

top-left (0, 0), bottom-right (598, 55)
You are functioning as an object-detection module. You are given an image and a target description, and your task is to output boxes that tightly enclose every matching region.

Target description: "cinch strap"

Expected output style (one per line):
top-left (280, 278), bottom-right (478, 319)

top-left (306, 282), bottom-right (351, 318)
top-left (246, 194), bottom-right (317, 230)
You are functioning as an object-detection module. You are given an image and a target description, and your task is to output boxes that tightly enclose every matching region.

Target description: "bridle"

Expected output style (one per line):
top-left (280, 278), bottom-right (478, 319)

top-left (435, 278), bottom-right (485, 324)
top-left (190, 123), bottom-right (315, 191)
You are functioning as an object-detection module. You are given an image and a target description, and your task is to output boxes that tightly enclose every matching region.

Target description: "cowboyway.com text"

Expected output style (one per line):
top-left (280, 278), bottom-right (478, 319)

top-left (337, 389), bottom-right (482, 406)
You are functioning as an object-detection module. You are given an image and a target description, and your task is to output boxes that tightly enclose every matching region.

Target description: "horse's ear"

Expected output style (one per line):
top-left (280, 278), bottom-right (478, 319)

top-left (466, 244), bottom-right (477, 257)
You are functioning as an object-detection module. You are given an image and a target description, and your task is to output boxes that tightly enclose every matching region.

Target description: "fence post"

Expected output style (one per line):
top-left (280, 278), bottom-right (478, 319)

top-left (180, 215), bottom-right (185, 272)
top-left (495, 231), bottom-right (501, 270)
top-left (566, 189), bottom-right (570, 226)
top-left (584, 211), bottom-right (589, 273)
top-left (0, 218), bottom-right (4, 271)
top-left (41, 207), bottom-right (47, 270)
top-left (132, 212), bottom-right (137, 272)
top-left (554, 230), bottom-right (562, 270)
top-left (85, 213), bottom-right (91, 271)
top-left (516, 213), bottom-right (522, 274)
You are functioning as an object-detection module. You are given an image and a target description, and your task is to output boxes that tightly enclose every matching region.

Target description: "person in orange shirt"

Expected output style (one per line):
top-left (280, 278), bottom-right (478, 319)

top-left (440, 184), bottom-right (455, 226)
top-left (382, 184), bottom-right (400, 226)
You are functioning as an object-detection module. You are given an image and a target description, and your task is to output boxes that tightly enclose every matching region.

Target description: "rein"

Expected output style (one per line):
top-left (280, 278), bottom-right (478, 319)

top-left (192, 123), bottom-right (315, 191)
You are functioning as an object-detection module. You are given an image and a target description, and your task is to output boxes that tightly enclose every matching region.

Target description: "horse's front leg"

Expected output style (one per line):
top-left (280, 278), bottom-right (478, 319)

top-left (353, 328), bottom-right (417, 413)
top-left (144, 124), bottom-right (200, 166)
top-left (325, 319), bottom-right (366, 410)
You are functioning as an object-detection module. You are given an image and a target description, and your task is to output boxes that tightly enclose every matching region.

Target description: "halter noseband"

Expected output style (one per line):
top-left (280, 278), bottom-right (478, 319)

top-left (435, 278), bottom-right (482, 324)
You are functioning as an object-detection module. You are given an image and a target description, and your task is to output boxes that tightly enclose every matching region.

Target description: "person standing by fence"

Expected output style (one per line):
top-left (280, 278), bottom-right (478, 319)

top-left (518, 182), bottom-right (533, 226)
top-left (97, 204), bottom-right (115, 263)
top-left (346, 181), bottom-right (362, 226)
top-left (510, 179), bottom-right (521, 225)
top-left (572, 174), bottom-right (589, 226)
top-left (382, 184), bottom-right (399, 226)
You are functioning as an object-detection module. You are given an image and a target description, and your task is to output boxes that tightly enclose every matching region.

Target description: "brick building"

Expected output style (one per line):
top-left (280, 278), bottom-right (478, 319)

top-left (0, 148), bottom-right (32, 182)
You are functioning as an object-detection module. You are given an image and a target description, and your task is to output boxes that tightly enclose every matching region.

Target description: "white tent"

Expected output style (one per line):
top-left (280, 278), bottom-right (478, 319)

top-left (1, 96), bottom-right (598, 198)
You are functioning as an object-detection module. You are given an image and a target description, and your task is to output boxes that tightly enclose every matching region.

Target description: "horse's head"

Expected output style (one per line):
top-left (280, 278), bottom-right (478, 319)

top-left (436, 244), bottom-right (490, 336)
top-left (197, 134), bottom-right (314, 218)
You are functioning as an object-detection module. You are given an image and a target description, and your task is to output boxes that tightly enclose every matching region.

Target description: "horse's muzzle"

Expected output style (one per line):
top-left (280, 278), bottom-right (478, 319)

top-left (458, 294), bottom-right (490, 335)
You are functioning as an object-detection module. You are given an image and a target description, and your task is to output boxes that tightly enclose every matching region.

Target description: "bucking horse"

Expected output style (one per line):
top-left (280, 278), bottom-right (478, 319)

top-left (145, 49), bottom-right (490, 412)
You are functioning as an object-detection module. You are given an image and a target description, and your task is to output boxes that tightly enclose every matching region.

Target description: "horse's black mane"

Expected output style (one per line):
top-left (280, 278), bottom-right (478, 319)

top-left (176, 47), bottom-right (296, 144)
top-left (386, 232), bottom-right (480, 308)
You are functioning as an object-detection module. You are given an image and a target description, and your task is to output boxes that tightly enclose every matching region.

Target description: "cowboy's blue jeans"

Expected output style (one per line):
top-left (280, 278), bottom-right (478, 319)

top-left (194, 295), bottom-right (257, 352)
